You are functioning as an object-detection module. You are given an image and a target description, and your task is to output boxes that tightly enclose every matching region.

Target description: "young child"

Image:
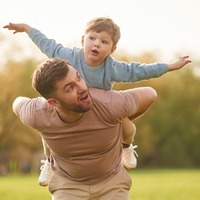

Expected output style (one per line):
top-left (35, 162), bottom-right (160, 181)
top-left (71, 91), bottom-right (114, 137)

top-left (3, 17), bottom-right (191, 186)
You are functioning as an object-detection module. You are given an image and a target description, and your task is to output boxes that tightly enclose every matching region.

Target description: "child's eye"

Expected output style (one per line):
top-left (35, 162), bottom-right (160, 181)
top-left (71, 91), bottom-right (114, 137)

top-left (102, 40), bottom-right (108, 44)
top-left (89, 36), bottom-right (95, 40)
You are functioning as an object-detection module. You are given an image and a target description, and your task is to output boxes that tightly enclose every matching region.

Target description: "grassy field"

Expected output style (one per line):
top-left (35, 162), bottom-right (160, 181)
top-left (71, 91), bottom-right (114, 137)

top-left (0, 169), bottom-right (200, 200)
top-left (130, 169), bottom-right (200, 200)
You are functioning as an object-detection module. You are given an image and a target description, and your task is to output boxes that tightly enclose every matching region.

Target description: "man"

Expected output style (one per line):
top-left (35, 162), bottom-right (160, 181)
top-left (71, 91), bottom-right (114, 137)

top-left (13, 58), bottom-right (157, 200)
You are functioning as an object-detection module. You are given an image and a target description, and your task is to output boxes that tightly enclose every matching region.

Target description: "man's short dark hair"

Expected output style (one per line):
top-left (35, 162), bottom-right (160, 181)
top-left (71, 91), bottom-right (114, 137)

top-left (32, 58), bottom-right (71, 99)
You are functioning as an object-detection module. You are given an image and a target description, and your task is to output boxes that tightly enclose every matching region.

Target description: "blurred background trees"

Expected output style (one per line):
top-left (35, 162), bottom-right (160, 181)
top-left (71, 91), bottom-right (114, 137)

top-left (1, 33), bottom-right (200, 174)
top-left (113, 53), bottom-right (200, 168)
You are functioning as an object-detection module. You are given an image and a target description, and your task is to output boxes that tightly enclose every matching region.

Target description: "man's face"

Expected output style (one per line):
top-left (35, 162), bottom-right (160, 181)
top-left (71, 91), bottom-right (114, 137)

top-left (53, 66), bottom-right (93, 113)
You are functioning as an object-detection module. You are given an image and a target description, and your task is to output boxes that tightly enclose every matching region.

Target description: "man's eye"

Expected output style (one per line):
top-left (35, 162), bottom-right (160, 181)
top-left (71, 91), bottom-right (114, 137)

top-left (66, 86), bottom-right (74, 92)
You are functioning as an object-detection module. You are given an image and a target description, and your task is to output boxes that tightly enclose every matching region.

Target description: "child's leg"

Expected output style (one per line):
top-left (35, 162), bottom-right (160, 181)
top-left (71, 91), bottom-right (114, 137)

top-left (121, 118), bottom-right (138, 169)
top-left (122, 118), bottom-right (136, 145)
top-left (41, 137), bottom-right (51, 160)
top-left (38, 137), bottom-right (53, 186)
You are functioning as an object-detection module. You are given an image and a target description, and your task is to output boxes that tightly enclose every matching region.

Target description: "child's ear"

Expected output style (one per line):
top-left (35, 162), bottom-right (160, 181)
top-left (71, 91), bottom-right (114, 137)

top-left (81, 35), bottom-right (85, 47)
top-left (110, 45), bottom-right (117, 54)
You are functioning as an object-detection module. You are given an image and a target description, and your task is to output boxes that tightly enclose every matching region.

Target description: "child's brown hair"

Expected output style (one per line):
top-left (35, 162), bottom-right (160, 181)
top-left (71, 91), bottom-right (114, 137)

top-left (84, 17), bottom-right (121, 46)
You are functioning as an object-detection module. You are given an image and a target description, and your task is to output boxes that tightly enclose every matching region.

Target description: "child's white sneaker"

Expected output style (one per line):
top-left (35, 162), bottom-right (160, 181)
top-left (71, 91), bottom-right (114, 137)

top-left (122, 144), bottom-right (138, 169)
top-left (38, 159), bottom-right (53, 186)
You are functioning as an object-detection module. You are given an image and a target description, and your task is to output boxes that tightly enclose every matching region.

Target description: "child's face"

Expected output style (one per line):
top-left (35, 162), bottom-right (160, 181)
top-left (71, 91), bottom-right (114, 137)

top-left (82, 31), bottom-right (116, 67)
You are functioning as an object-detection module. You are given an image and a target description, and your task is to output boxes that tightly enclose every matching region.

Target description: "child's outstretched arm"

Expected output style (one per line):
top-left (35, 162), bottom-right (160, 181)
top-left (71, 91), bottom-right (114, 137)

top-left (168, 56), bottom-right (191, 71)
top-left (3, 22), bottom-right (68, 59)
top-left (3, 23), bottom-right (31, 34)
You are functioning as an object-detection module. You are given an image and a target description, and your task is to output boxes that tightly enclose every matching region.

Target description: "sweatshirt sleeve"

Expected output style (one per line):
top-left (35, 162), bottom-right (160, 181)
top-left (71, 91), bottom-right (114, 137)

top-left (27, 28), bottom-right (72, 60)
top-left (108, 57), bottom-right (168, 82)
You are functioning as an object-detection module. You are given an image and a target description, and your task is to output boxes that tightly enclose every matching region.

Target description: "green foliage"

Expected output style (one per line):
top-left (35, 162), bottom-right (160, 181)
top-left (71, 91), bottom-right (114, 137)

top-left (0, 59), bottom-right (42, 166)
top-left (144, 69), bottom-right (200, 168)
top-left (115, 64), bottom-right (200, 168)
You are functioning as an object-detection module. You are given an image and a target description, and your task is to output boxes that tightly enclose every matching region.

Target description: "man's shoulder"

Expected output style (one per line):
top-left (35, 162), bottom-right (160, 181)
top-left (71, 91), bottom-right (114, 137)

top-left (13, 96), bottom-right (52, 114)
top-left (89, 88), bottom-right (139, 112)
top-left (89, 88), bottom-right (113, 98)
top-left (89, 88), bottom-right (124, 104)
top-left (13, 96), bottom-right (56, 129)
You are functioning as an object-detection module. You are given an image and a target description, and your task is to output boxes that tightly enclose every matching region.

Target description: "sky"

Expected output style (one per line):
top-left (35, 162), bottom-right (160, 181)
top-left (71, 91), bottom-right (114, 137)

top-left (1, 0), bottom-right (200, 62)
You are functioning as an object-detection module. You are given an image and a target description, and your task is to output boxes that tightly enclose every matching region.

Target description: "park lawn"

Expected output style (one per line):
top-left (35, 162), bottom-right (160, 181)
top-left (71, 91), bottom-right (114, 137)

top-left (130, 169), bottom-right (200, 200)
top-left (0, 169), bottom-right (200, 200)
top-left (0, 174), bottom-right (50, 200)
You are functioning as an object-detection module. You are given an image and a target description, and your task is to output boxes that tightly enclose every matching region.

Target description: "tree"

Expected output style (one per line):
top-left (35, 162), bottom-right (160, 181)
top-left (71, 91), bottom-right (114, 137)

top-left (0, 59), bottom-right (42, 173)
top-left (114, 52), bottom-right (200, 168)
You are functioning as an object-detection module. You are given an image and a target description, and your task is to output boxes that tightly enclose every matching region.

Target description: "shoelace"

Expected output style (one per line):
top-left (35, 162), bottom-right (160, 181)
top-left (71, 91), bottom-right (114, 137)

top-left (132, 145), bottom-right (139, 157)
top-left (40, 160), bottom-right (49, 170)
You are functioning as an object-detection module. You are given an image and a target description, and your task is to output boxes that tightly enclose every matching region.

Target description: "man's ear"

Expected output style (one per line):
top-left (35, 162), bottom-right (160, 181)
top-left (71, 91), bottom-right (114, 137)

top-left (81, 35), bottom-right (85, 47)
top-left (47, 98), bottom-right (58, 107)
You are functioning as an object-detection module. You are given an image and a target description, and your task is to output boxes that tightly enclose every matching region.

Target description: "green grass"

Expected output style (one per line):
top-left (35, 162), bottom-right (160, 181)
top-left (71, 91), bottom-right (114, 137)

top-left (0, 169), bottom-right (200, 200)
top-left (0, 174), bottom-right (50, 200)
top-left (130, 169), bottom-right (200, 200)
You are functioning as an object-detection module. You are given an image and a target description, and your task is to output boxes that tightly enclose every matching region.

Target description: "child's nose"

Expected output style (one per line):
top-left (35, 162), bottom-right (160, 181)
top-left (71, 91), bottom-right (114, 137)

top-left (94, 40), bottom-right (100, 47)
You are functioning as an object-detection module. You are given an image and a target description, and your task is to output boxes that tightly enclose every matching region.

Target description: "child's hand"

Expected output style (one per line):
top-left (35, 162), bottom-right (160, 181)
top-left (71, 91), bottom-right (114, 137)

top-left (3, 23), bottom-right (31, 34)
top-left (168, 56), bottom-right (191, 71)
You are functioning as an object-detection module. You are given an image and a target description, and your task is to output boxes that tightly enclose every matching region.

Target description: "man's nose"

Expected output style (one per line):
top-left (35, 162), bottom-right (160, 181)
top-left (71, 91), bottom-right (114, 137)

top-left (77, 81), bottom-right (87, 92)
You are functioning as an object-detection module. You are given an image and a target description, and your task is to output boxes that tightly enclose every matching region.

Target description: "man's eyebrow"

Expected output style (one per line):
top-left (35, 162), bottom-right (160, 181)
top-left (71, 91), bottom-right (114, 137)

top-left (62, 71), bottom-right (79, 90)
